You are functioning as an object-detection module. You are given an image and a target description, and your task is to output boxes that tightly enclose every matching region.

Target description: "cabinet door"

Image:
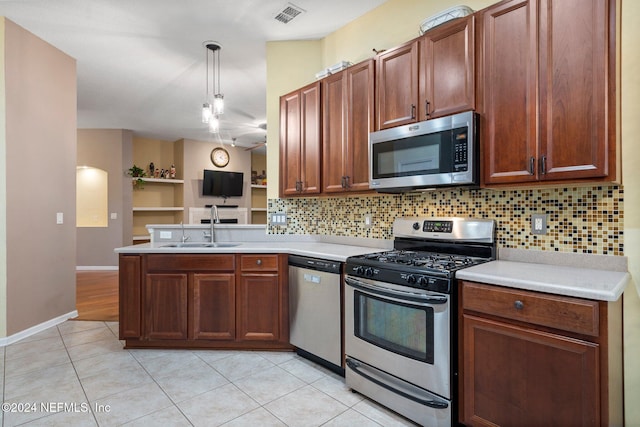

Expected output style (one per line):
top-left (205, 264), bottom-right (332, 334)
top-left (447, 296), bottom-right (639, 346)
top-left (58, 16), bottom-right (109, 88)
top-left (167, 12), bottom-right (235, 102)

top-left (279, 90), bottom-right (302, 196)
top-left (345, 59), bottom-right (375, 192)
top-left (322, 72), bottom-right (347, 193)
top-left (538, 0), bottom-right (611, 180)
top-left (300, 82), bottom-right (321, 194)
top-left (190, 273), bottom-right (235, 340)
top-left (463, 314), bottom-right (599, 427)
top-left (237, 273), bottom-right (280, 341)
top-left (420, 15), bottom-right (475, 119)
top-left (479, 0), bottom-right (538, 185)
top-left (145, 273), bottom-right (188, 340)
top-left (119, 255), bottom-right (141, 339)
top-left (376, 41), bottom-right (419, 130)
top-left (322, 59), bottom-right (374, 194)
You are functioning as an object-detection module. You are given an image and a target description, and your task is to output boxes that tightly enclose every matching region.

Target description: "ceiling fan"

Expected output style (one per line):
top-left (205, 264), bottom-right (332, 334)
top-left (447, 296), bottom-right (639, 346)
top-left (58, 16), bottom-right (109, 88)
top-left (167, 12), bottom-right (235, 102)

top-left (244, 139), bottom-right (267, 151)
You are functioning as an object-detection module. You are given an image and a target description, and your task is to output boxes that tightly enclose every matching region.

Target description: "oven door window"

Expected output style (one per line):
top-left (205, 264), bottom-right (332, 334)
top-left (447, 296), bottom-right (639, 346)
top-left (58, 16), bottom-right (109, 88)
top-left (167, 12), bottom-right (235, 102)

top-left (354, 290), bottom-right (434, 364)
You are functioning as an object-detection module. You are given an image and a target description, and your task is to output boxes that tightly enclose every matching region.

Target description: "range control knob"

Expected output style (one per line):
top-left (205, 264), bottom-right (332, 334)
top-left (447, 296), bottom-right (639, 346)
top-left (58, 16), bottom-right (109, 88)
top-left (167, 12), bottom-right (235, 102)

top-left (364, 267), bottom-right (374, 277)
top-left (406, 274), bottom-right (417, 284)
top-left (354, 266), bottom-right (364, 275)
top-left (418, 276), bottom-right (430, 287)
top-left (413, 222), bottom-right (421, 230)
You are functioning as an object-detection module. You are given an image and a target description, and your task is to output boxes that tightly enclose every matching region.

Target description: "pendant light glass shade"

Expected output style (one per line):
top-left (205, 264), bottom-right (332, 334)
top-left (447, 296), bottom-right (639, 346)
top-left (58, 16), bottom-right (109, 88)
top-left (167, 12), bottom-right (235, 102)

top-left (208, 115), bottom-right (220, 133)
top-left (213, 94), bottom-right (224, 115)
top-left (202, 103), bottom-right (212, 123)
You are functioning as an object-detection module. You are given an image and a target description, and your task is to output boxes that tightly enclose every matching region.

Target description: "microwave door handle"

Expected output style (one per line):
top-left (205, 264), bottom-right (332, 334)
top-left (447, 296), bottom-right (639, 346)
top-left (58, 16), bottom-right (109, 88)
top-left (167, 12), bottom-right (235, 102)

top-left (345, 276), bottom-right (447, 306)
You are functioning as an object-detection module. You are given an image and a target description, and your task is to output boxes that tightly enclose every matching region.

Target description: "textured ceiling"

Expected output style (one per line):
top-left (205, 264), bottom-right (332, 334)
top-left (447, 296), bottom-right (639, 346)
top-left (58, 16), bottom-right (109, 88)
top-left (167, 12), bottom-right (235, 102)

top-left (0, 0), bottom-right (387, 148)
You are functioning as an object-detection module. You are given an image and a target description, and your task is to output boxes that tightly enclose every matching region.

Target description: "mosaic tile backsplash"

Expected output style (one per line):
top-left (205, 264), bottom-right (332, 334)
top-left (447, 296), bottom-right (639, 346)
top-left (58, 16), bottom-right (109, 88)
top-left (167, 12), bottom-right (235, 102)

top-left (268, 185), bottom-right (624, 256)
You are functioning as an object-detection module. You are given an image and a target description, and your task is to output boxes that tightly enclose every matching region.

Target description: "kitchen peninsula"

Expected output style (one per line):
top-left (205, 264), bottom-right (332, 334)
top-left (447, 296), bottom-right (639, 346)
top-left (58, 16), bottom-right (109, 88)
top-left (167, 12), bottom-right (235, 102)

top-left (115, 224), bottom-right (391, 350)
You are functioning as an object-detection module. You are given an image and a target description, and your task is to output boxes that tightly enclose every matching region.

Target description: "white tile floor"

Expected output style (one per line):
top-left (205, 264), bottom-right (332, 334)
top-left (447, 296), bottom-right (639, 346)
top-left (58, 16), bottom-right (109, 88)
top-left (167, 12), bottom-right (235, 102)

top-left (1, 321), bottom-right (418, 426)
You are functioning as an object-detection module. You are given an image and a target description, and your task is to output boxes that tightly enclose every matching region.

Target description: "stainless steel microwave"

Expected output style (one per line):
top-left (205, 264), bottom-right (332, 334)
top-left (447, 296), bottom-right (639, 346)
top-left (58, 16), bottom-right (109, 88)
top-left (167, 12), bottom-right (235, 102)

top-left (369, 111), bottom-right (478, 192)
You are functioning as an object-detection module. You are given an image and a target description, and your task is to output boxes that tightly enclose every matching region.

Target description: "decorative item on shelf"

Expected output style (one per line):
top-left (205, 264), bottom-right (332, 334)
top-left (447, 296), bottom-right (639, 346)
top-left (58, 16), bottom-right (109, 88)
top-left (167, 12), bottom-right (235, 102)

top-left (170, 164), bottom-right (176, 178)
top-left (127, 164), bottom-right (146, 189)
top-left (201, 41), bottom-right (224, 134)
top-left (154, 168), bottom-right (160, 178)
top-left (251, 170), bottom-right (258, 184)
top-left (149, 162), bottom-right (155, 177)
top-left (419, 5), bottom-right (474, 34)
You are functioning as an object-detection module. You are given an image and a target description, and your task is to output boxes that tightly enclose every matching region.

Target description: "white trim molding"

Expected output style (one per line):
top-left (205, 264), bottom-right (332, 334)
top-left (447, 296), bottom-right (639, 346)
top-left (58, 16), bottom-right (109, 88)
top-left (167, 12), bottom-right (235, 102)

top-left (76, 266), bottom-right (118, 271)
top-left (0, 310), bottom-right (78, 346)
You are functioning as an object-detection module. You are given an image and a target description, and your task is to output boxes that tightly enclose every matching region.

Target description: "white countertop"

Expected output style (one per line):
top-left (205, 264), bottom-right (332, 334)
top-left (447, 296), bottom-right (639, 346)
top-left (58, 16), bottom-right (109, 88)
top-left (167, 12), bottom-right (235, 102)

top-left (115, 241), bottom-right (383, 262)
top-left (457, 260), bottom-right (630, 302)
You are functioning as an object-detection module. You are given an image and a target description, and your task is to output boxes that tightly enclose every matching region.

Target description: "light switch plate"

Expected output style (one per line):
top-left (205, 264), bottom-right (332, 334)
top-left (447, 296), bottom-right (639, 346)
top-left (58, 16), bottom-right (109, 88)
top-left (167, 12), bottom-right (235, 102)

top-left (271, 212), bottom-right (287, 226)
top-left (532, 213), bottom-right (547, 235)
top-left (364, 214), bottom-right (373, 228)
top-left (56, 212), bottom-right (64, 224)
top-left (160, 231), bottom-right (172, 239)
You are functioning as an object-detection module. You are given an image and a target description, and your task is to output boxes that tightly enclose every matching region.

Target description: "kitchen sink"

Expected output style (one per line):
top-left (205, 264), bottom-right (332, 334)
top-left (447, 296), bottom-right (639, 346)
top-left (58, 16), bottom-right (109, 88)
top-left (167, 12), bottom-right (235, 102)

top-left (163, 242), bottom-right (241, 248)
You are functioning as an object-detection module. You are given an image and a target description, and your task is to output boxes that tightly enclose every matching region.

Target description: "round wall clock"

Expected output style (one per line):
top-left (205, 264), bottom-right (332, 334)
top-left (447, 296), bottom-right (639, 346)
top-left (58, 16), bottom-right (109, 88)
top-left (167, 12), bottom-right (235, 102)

top-left (210, 147), bottom-right (230, 167)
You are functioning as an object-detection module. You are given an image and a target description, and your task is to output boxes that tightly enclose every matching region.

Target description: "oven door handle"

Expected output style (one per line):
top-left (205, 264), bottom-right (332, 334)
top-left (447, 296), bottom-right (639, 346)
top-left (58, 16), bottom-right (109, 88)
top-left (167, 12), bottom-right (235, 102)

top-left (345, 276), bottom-right (448, 306)
top-left (346, 358), bottom-right (449, 409)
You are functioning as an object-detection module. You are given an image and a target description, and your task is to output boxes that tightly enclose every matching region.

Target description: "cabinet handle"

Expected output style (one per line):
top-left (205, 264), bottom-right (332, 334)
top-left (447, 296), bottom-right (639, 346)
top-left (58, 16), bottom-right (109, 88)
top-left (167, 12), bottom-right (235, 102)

top-left (256, 259), bottom-right (262, 266)
top-left (529, 157), bottom-right (535, 175)
top-left (540, 155), bottom-right (547, 175)
top-left (514, 300), bottom-right (524, 310)
top-left (425, 100), bottom-right (430, 117)
top-left (341, 176), bottom-right (346, 188)
top-left (411, 104), bottom-right (416, 120)
top-left (344, 176), bottom-right (350, 188)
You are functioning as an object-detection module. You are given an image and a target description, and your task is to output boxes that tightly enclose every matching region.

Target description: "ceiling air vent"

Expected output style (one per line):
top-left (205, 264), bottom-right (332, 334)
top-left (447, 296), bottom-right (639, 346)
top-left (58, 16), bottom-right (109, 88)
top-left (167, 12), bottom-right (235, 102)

top-left (274, 3), bottom-right (306, 24)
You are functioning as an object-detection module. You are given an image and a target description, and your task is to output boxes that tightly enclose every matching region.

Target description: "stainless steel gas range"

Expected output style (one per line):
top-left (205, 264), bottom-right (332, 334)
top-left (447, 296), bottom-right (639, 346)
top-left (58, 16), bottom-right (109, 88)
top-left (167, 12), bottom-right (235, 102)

top-left (344, 217), bottom-right (496, 427)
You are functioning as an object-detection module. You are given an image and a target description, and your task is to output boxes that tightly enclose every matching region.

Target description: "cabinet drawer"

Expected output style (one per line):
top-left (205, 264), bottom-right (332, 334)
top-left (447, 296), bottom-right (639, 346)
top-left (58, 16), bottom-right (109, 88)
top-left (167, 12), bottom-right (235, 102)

top-left (240, 255), bottom-right (279, 272)
top-left (145, 254), bottom-right (235, 272)
top-left (461, 281), bottom-right (599, 336)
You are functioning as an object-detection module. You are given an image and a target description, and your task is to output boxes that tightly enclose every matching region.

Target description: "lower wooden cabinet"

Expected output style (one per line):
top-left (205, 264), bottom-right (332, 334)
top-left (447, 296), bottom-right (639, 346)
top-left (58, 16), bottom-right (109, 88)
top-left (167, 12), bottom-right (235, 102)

top-left (191, 273), bottom-right (235, 340)
top-left (118, 253), bottom-right (291, 350)
top-left (459, 280), bottom-right (623, 427)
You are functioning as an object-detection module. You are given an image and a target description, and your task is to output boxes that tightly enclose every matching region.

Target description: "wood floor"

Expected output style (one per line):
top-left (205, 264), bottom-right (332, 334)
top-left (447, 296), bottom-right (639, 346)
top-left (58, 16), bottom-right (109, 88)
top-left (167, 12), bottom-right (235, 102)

top-left (75, 271), bottom-right (119, 321)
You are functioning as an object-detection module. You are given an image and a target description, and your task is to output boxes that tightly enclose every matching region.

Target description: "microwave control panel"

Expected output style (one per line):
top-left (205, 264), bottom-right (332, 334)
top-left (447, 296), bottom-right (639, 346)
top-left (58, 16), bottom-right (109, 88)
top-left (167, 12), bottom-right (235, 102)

top-left (453, 129), bottom-right (468, 171)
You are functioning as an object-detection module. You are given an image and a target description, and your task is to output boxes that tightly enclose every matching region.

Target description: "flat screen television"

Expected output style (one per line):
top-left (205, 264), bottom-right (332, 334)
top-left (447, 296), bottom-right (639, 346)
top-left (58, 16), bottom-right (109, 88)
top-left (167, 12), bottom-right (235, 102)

top-left (203, 170), bottom-right (244, 198)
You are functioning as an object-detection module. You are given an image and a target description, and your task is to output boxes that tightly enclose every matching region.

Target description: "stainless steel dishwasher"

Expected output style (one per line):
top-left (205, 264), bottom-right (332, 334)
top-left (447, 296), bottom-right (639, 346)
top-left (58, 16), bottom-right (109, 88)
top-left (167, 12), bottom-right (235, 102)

top-left (289, 255), bottom-right (343, 374)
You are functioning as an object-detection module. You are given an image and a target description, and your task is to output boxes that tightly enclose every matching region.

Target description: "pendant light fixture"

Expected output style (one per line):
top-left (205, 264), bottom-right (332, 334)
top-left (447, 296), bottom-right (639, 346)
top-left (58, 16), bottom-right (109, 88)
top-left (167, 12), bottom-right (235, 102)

top-left (202, 41), bottom-right (224, 133)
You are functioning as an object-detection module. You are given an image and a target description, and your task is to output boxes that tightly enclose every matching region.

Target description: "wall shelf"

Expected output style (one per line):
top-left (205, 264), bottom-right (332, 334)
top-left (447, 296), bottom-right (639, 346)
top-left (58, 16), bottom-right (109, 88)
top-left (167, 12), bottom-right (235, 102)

top-left (133, 207), bottom-right (184, 212)
top-left (133, 177), bottom-right (184, 184)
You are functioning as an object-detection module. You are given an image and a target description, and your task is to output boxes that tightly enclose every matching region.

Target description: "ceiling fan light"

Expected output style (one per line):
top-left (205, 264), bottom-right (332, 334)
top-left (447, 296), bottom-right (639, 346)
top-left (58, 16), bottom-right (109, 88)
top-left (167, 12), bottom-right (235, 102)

top-left (213, 94), bottom-right (224, 115)
top-left (202, 103), bottom-right (212, 123)
top-left (208, 115), bottom-right (220, 133)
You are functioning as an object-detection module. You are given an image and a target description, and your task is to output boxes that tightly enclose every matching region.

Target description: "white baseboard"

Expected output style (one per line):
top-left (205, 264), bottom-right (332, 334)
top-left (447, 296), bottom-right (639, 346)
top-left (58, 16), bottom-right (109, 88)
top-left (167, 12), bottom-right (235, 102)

top-left (0, 310), bottom-right (79, 347)
top-left (76, 266), bottom-right (118, 271)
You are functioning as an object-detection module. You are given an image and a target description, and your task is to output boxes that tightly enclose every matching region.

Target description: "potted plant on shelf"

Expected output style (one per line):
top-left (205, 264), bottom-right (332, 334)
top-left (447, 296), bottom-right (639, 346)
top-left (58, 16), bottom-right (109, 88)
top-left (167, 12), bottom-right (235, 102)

top-left (127, 164), bottom-right (146, 189)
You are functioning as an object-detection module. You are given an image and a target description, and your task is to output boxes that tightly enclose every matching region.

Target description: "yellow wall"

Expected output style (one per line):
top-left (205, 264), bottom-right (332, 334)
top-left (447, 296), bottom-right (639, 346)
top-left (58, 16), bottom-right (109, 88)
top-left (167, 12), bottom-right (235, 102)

top-left (621, 0), bottom-right (640, 424)
top-left (265, 40), bottom-right (322, 200)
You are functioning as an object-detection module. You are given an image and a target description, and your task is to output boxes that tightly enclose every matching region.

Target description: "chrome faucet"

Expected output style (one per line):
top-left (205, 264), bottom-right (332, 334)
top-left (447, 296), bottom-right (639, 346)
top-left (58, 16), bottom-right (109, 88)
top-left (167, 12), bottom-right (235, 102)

top-left (209, 205), bottom-right (220, 243)
top-left (180, 221), bottom-right (190, 243)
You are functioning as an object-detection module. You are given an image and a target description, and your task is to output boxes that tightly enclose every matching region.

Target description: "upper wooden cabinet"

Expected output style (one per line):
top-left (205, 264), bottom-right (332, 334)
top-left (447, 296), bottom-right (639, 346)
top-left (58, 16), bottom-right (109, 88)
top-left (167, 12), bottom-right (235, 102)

top-left (376, 41), bottom-right (419, 130)
top-left (479, 0), bottom-right (617, 185)
top-left (419, 15), bottom-right (475, 120)
top-left (279, 82), bottom-right (321, 196)
top-left (322, 59), bottom-right (375, 193)
top-left (376, 16), bottom-right (475, 130)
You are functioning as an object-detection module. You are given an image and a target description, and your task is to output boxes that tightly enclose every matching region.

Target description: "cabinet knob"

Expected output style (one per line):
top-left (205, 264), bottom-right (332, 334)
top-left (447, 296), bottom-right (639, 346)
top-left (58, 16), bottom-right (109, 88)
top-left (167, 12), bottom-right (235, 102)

top-left (256, 259), bottom-right (262, 266)
top-left (514, 300), bottom-right (524, 310)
